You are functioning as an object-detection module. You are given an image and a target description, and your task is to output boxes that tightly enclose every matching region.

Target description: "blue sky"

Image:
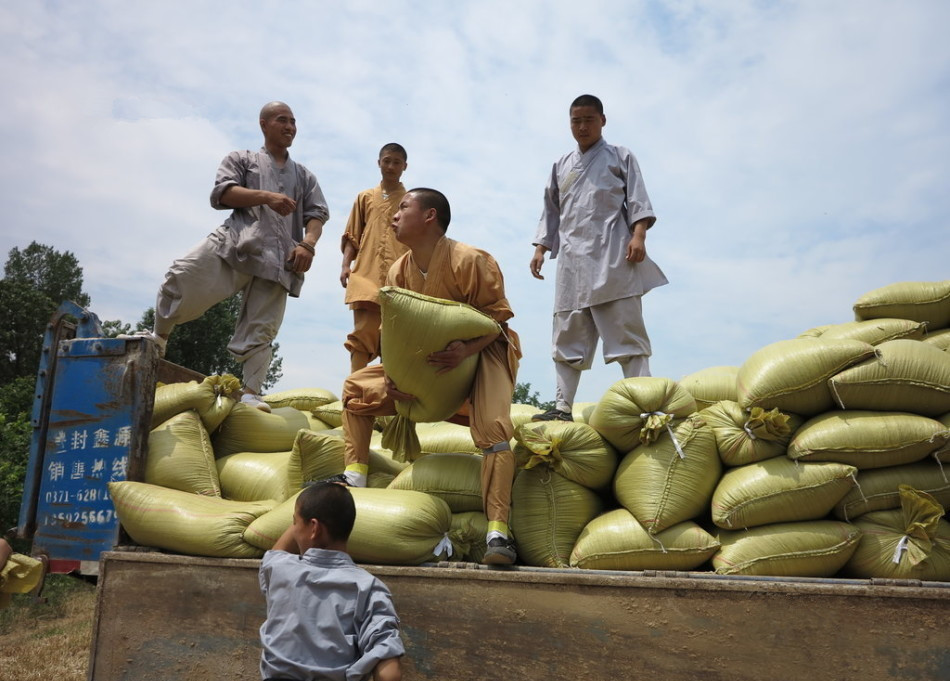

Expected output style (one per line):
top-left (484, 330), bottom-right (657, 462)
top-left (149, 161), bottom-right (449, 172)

top-left (1, 0), bottom-right (948, 403)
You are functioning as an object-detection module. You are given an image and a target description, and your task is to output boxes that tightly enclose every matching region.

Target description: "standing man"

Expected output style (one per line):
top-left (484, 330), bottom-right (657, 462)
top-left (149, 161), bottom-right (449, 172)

top-left (340, 188), bottom-right (522, 565)
top-left (530, 94), bottom-right (668, 421)
top-left (130, 102), bottom-right (329, 412)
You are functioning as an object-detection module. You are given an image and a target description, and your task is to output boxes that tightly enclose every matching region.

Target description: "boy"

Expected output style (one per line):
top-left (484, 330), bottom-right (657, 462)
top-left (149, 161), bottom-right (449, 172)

top-left (127, 101), bottom-right (329, 412)
top-left (340, 188), bottom-right (521, 565)
top-left (340, 144), bottom-right (410, 372)
top-left (529, 94), bottom-right (668, 421)
top-left (260, 482), bottom-right (404, 681)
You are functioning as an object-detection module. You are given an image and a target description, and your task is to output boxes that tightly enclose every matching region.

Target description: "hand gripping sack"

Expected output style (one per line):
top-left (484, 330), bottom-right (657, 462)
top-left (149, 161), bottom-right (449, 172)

top-left (852, 280), bottom-right (950, 327)
top-left (699, 401), bottom-right (803, 467)
top-left (147, 410), bottom-right (221, 496)
top-left (570, 509), bottom-right (719, 571)
top-left (678, 366), bottom-right (740, 409)
top-left (514, 420), bottom-right (617, 490)
top-left (613, 414), bottom-right (721, 534)
top-left (588, 377), bottom-right (697, 453)
top-left (737, 338), bottom-right (876, 416)
top-left (827, 339), bottom-right (950, 417)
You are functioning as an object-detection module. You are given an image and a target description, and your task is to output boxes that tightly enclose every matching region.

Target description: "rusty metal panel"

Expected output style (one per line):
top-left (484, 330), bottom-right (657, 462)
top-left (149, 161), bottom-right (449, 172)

top-left (89, 552), bottom-right (950, 681)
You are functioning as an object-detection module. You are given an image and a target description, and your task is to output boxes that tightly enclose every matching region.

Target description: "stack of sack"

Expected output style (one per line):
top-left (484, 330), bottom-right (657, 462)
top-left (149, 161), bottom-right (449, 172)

top-left (110, 280), bottom-right (950, 580)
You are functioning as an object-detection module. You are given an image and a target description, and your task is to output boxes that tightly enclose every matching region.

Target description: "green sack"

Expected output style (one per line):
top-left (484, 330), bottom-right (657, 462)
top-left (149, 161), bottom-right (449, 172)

top-left (700, 401), bottom-right (803, 467)
top-left (570, 510), bottom-right (719, 571)
top-left (378, 286), bottom-right (501, 423)
top-left (151, 374), bottom-right (240, 432)
top-left (311, 400), bottom-right (343, 428)
top-left (679, 366), bottom-right (739, 409)
top-left (147, 410), bottom-right (221, 496)
top-left (922, 328), bottom-right (950, 351)
top-left (514, 420), bottom-right (617, 490)
top-left (415, 421), bottom-right (480, 454)
top-left (817, 318), bottom-right (928, 345)
top-left (797, 324), bottom-right (835, 339)
top-left (290, 430), bottom-right (407, 485)
top-left (389, 452), bottom-right (483, 512)
top-left (713, 520), bottom-right (862, 577)
top-left (448, 511), bottom-right (489, 563)
top-left (216, 450), bottom-right (294, 503)
top-left (614, 414), bottom-right (721, 534)
top-left (787, 411), bottom-right (950, 469)
top-left (510, 403), bottom-right (542, 427)
top-left (109, 481), bottom-right (274, 558)
top-left (844, 486), bottom-right (950, 581)
top-left (852, 280), bottom-right (950, 327)
top-left (711, 457), bottom-right (857, 530)
top-left (588, 377), bottom-right (697, 453)
top-left (262, 387), bottom-right (337, 411)
top-left (510, 467), bottom-right (603, 568)
top-left (0, 552), bottom-right (45, 602)
top-left (828, 339), bottom-right (950, 416)
top-left (737, 338), bottom-right (876, 416)
top-left (834, 461), bottom-right (950, 521)
top-left (570, 402), bottom-right (598, 424)
top-left (212, 405), bottom-right (312, 457)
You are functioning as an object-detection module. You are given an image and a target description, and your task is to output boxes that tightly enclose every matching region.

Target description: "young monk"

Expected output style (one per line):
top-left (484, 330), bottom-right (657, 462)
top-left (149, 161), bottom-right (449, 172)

top-left (339, 188), bottom-right (522, 565)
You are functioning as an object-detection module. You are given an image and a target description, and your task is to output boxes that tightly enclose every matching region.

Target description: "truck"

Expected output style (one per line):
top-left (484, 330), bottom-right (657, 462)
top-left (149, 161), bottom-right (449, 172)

top-left (17, 302), bottom-right (950, 681)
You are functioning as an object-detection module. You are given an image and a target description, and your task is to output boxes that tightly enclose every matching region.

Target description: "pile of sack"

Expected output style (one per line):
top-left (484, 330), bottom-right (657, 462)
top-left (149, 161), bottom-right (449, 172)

top-left (110, 280), bottom-right (950, 581)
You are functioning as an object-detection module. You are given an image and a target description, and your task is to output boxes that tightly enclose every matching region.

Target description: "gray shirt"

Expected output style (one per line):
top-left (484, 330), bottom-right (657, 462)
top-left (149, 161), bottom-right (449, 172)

top-left (210, 147), bottom-right (329, 297)
top-left (534, 137), bottom-right (668, 312)
top-left (259, 548), bottom-right (404, 681)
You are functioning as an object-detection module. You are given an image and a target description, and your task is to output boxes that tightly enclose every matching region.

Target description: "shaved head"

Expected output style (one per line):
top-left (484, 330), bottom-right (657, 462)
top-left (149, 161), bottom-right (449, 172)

top-left (260, 101), bottom-right (292, 121)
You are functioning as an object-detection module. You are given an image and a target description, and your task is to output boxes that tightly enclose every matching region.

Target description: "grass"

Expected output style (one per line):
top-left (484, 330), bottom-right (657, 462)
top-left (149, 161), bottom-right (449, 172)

top-left (0, 574), bottom-right (96, 681)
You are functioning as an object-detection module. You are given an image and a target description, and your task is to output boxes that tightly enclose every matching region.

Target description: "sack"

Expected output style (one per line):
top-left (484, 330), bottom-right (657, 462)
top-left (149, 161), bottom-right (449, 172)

top-left (834, 461), bottom-right (950, 521)
top-left (510, 467), bottom-right (603, 568)
top-left (514, 420), bottom-right (617, 490)
top-left (922, 328), bottom-right (950, 351)
top-left (389, 452), bottom-right (483, 512)
top-left (448, 511), bottom-right (488, 563)
top-left (510, 403), bottom-right (542, 427)
top-left (290, 430), bottom-right (407, 486)
top-left (216, 451), bottom-right (295, 503)
top-left (852, 280), bottom-right (950, 327)
top-left (613, 414), bottom-right (721, 534)
top-left (788, 411), bottom-right (950, 469)
top-left (679, 366), bottom-right (739, 409)
top-left (817, 318), bottom-right (927, 345)
top-left (311, 400), bottom-right (344, 428)
top-left (212, 405), bottom-right (312, 457)
top-left (415, 422), bottom-right (480, 454)
top-left (700, 401), bottom-right (802, 467)
top-left (147, 410), bottom-right (221, 496)
top-left (737, 338), bottom-right (876, 416)
top-left (570, 510), bottom-right (719, 571)
top-left (589, 377), bottom-right (697, 453)
top-left (844, 486), bottom-right (950, 581)
top-left (378, 286), bottom-right (501, 423)
top-left (263, 387), bottom-right (337, 411)
top-left (151, 374), bottom-right (240, 432)
top-left (110, 481), bottom-right (273, 558)
top-left (713, 520), bottom-right (862, 577)
top-left (828, 339), bottom-right (950, 416)
top-left (711, 457), bottom-right (857, 530)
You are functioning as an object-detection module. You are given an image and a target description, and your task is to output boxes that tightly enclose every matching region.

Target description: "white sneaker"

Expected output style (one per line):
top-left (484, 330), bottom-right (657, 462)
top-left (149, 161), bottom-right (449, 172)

top-left (241, 393), bottom-right (272, 413)
top-left (117, 330), bottom-right (167, 358)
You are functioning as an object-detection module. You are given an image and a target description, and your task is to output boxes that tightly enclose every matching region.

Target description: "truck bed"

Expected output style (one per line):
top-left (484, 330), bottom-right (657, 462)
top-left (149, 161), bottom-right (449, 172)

top-left (89, 550), bottom-right (950, 681)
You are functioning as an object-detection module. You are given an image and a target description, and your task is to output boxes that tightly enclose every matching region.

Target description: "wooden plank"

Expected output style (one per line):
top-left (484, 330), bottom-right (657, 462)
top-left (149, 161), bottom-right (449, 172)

top-left (89, 552), bottom-right (950, 681)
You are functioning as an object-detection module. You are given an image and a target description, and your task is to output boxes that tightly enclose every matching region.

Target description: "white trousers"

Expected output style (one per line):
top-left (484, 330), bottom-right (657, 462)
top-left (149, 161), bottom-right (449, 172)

top-left (154, 238), bottom-right (287, 394)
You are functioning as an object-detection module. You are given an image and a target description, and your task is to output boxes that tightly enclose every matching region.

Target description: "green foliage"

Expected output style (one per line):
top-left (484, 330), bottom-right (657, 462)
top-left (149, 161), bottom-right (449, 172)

top-left (513, 382), bottom-right (555, 411)
top-left (0, 411), bottom-right (31, 534)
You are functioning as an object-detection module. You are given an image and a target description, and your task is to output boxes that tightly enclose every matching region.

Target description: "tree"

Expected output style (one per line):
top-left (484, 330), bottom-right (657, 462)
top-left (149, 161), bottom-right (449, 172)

top-left (512, 382), bottom-right (555, 411)
top-left (135, 294), bottom-right (283, 390)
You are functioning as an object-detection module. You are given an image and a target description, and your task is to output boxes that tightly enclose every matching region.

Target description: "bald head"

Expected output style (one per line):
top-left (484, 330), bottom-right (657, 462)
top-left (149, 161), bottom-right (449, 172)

top-left (260, 101), bottom-right (292, 122)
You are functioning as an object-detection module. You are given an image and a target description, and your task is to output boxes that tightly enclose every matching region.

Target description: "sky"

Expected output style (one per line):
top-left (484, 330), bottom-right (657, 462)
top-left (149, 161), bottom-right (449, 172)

top-left (1, 0), bottom-right (948, 404)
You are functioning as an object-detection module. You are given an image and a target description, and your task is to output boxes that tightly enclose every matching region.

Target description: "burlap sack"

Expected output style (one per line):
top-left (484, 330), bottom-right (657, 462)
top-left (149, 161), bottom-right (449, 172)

top-left (0, 553), bottom-right (45, 604)
top-left (700, 401), bottom-right (802, 467)
top-left (797, 324), bottom-right (835, 339)
top-left (834, 461), bottom-right (950, 521)
top-left (613, 414), bottom-right (721, 534)
top-left (290, 430), bottom-right (407, 486)
top-left (147, 410), bottom-right (221, 496)
top-left (737, 338), bottom-right (876, 416)
top-left (679, 366), bottom-right (740, 409)
top-left (828, 339), bottom-right (950, 416)
top-left (389, 452), bottom-right (483, 512)
top-left (787, 411), bottom-right (950, 469)
top-left (415, 422), bottom-right (480, 454)
top-left (514, 420), bottom-right (617, 490)
top-left (311, 400), bottom-right (344, 428)
top-left (588, 377), bottom-right (697, 453)
top-left (570, 510), bottom-right (719, 571)
top-left (711, 457), bottom-right (857, 529)
top-left (713, 520), bottom-right (862, 577)
top-left (852, 280), bottom-right (950, 327)
top-left (216, 451), bottom-right (294, 502)
top-left (844, 486), bottom-right (950, 581)
top-left (211, 405), bottom-right (312, 457)
top-left (817, 318), bottom-right (927, 345)
top-left (510, 403), bottom-right (542, 428)
top-left (922, 328), bottom-right (950, 351)
top-left (109, 481), bottom-right (273, 558)
top-left (151, 374), bottom-right (240, 432)
top-left (262, 387), bottom-right (337, 411)
top-left (510, 467), bottom-right (603, 568)
top-left (448, 511), bottom-right (489, 563)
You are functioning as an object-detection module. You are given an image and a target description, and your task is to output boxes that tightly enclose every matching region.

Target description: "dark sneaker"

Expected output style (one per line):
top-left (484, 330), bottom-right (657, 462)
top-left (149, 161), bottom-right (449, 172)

top-left (304, 474), bottom-right (350, 488)
top-left (482, 537), bottom-right (517, 565)
top-left (531, 408), bottom-right (573, 422)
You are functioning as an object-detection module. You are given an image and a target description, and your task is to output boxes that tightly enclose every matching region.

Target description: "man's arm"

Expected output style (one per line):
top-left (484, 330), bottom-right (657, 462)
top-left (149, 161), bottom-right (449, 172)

top-left (529, 244), bottom-right (549, 280)
top-left (220, 185), bottom-right (297, 216)
top-left (270, 524), bottom-right (300, 554)
top-left (625, 218), bottom-right (650, 263)
top-left (341, 240), bottom-right (358, 288)
top-left (373, 657), bottom-right (402, 681)
top-left (426, 332), bottom-right (501, 375)
top-left (287, 218), bottom-right (324, 273)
